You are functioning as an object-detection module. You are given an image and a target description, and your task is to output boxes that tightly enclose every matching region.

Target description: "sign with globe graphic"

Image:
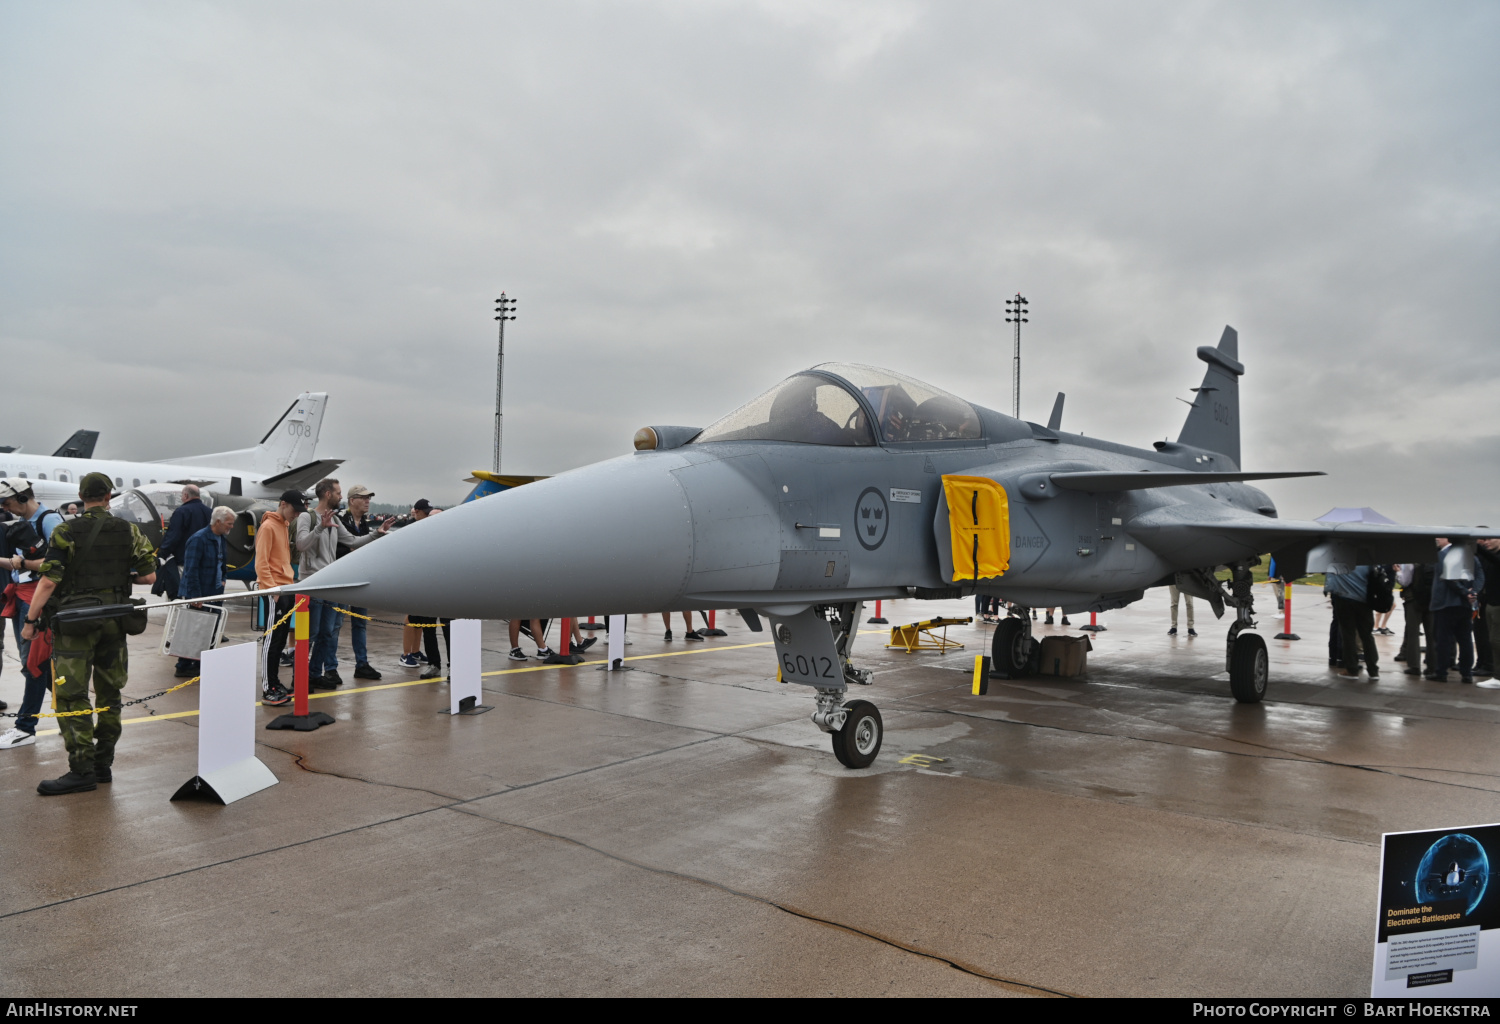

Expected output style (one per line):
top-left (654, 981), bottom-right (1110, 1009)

top-left (1372, 823), bottom-right (1500, 997)
top-left (1414, 833), bottom-right (1490, 916)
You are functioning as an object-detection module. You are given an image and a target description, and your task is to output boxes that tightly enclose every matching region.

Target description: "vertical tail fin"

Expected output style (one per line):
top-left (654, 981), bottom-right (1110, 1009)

top-left (53, 430), bottom-right (99, 459)
top-left (1175, 327), bottom-right (1243, 467)
top-left (255, 393), bottom-right (327, 473)
top-left (166, 392), bottom-right (328, 473)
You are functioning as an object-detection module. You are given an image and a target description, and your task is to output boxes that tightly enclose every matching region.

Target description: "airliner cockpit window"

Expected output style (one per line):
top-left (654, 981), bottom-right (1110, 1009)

top-left (812, 363), bottom-right (982, 443)
top-left (691, 374), bottom-right (875, 446)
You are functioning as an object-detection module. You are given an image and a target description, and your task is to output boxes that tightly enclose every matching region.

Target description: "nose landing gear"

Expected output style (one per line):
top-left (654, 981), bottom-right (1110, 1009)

top-left (772, 603), bottom-right (885, 768)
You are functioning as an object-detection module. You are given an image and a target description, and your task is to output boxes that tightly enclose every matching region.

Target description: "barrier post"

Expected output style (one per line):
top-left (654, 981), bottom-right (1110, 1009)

top-left (1274, 582), bottom-right (1301, 640)
top-left (700, 609), bottom-right (727, 637)
top-left (1080, 611), bottom-right (1106, 632)
top-left (544, 616), bottom-right (584, 664)
top-left (580, 614), bottom-right (604, 631)
top-left (294, 593), bottom-right (309, 715)
top-left (443, 619), bottom-right (491, 715)
top-left (172, 641), bottom-right (278, 804)
top-left (868, 600), bottom-right (888, 625)
top-left (267, 594), bottom-right (335, 731)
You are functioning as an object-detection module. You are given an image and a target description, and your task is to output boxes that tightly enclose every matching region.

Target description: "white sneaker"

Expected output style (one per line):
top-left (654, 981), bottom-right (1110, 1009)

top-left (0, 727), bottom-right (36, 748)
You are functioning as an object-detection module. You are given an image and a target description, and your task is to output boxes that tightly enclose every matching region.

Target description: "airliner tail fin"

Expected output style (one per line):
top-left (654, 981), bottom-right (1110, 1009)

top-left (167, 393), bottom-right (328, 474)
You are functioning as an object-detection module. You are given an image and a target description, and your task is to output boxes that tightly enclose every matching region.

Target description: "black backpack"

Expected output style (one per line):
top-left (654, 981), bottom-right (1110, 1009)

top-left (1367, 565), bottom-right (1395, 614)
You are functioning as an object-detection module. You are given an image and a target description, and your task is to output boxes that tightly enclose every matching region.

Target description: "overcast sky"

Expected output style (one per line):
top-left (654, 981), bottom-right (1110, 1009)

top-left (2, 1), bottom-right (1496, 524)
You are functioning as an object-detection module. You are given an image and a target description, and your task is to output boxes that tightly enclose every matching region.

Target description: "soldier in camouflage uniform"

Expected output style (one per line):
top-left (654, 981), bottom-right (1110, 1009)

top-left (22, 472), bottom-right (157, 795)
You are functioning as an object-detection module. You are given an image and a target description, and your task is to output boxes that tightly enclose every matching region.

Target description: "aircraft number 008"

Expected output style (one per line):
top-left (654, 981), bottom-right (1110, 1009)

top-left (782, 653), bottom-right (836, 680)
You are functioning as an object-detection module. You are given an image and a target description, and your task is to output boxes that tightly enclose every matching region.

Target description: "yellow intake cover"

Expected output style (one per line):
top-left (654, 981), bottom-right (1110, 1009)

top-left (941, 475), bottom-right (1010, 582)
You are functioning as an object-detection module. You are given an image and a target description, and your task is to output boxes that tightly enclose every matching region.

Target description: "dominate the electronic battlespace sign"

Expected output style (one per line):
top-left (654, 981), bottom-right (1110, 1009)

top-left (1372, 823), bottom-right (1500, 997)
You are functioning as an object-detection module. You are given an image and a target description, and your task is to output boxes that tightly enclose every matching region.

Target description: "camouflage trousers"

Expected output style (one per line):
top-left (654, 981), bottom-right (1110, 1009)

top-left (52, 619), bottom-right (128, 775)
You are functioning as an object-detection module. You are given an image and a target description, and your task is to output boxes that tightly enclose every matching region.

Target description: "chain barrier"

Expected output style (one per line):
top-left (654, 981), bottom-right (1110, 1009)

top-left (331, 606), bottom-right (445, 628)
top-left (3, 674), bottom-right (202, 720)
top-left (1, 603), bottom-right (432, 722)
top-left (261, 604), bottom-right (297, 637)
top-left (0, 602), bottom-right (294, 723)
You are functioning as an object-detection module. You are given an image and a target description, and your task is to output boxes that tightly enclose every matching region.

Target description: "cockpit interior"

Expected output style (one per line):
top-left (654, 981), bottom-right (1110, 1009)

top-left (691, 363), bottom-right (983, 447)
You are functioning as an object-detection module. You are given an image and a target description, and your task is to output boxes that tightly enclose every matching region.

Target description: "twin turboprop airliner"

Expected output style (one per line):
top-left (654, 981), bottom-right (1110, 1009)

top-left (0, 393), bottom-right (338, 505)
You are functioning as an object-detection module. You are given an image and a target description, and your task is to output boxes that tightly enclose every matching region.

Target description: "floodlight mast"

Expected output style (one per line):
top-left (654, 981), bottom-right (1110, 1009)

top-left (1004, 293), bottom-right (1028, 420)
top-left (493, 293), bottom-right (517, 474)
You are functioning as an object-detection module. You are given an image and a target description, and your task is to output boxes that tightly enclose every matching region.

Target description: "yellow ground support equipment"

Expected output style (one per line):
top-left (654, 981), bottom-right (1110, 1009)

top-left (941, 475), bottom-right (1010, 582)
top-left (886, 617), bottom-right (972, 654)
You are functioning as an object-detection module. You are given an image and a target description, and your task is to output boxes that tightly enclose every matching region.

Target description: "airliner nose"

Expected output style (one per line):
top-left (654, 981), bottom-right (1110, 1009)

top-left (295, 453), bottom-right (695, 619)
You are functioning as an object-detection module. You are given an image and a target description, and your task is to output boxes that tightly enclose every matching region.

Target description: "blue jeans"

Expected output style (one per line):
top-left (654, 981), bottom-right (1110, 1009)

top-left (308, 599), bottom-right (345, 677)
top-left (11, 599), bottom-right (47, 735)
top-left (348, 606), bottom-right (369, 665)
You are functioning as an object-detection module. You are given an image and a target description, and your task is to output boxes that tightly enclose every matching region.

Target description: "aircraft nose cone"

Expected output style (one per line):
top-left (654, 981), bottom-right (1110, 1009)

top-left (297, 454), bottom-right (694, 619)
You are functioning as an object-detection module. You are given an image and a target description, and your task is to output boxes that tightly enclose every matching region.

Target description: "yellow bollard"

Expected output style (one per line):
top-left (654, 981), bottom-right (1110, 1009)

top-left (972, 654), bottom-right (989, 696)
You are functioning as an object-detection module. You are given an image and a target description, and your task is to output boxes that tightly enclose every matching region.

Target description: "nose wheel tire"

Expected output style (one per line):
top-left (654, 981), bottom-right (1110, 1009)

top-left (991, 618), bottom-right (1033, 678)
top-left (1229, 632), bottom-right (1269, 703)
top-left (831, 700), bottom-right (883, 768)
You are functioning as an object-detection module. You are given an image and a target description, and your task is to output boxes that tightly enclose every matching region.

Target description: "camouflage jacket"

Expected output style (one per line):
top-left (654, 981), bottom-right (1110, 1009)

top-left (40, 506), bottom-right (158, 595)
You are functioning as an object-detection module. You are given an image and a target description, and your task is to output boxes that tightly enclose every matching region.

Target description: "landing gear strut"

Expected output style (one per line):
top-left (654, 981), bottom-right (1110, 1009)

top-left (823, 602), bottom-right (872, 687)
top-left (1222, 562), bottom-right (1268, 703)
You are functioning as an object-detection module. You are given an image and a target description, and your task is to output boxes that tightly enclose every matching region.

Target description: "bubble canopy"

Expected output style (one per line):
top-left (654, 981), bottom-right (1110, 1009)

top-left (691, 363), bottom-right (983, 446)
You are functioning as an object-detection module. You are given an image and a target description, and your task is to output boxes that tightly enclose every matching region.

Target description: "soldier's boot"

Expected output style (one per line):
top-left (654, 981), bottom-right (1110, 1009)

top-left (38, 770), bottom-right (99, 796)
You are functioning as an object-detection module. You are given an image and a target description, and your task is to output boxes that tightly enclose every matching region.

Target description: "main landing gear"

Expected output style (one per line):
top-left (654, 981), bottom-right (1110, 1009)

top-left (991, 609), bottom-right (1040, 678)
top-left (1223, 562), bottom-right (1268, 703)
top-left (1179, 561), bottom-right (1268, 703)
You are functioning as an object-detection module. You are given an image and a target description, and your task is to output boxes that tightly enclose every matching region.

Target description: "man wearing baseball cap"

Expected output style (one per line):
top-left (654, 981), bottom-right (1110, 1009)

top-left (337, 485), bottom-right (381, 679)
top-left (255, 490), bottom-right (307, 706)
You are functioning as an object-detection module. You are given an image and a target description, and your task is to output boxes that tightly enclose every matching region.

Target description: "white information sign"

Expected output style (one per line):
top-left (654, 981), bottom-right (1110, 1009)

top-left (448, 619), bottom-right (483, 715)
top-left (1371, 823), bottom-right (1500, 996)
top-left (170, 641), bottom-right (278, 805)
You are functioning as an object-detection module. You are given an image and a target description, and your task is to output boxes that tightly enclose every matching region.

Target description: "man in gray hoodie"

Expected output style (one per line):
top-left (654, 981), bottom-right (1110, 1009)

top-left (296, 478), bottom-right (391, 687)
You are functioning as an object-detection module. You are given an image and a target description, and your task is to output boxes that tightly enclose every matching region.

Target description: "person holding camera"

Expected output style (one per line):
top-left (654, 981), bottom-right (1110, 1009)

top-left (24, 472), bottom-right (157, 795)
top-left (294, 478), bottom-right (390, 688)
top-left (337, 485), bottom-right (382, 680)
top-left (0, 478), bottom-right (67, 750)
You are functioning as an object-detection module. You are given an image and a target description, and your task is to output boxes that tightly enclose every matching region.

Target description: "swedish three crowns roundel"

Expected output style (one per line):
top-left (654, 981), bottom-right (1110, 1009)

top-left (855, 487), bottom-right (888, 550)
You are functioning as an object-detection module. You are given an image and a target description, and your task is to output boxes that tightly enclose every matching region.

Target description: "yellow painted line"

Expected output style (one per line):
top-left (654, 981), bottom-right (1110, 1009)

top-left (35, 638), bottom-right (780, 735)
top-left (899, 753), bottom-right (946, 766)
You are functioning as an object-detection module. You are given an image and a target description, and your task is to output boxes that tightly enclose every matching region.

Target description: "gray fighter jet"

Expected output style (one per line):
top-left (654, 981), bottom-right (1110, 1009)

top-left (299, 328), bottom-right (1498, 768)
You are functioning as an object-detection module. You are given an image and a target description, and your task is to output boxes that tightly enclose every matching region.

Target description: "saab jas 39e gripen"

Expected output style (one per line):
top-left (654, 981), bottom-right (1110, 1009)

top-left (299, 328), bottom-right (1499, 768)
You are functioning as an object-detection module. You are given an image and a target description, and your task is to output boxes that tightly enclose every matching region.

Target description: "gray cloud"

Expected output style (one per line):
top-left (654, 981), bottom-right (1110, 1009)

top-left (1, 1), bottom-right (1495, 524)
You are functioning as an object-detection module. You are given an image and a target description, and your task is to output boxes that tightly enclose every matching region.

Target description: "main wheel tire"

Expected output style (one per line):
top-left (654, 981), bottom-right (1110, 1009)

top-left (1229, 632), bottom-right (1269, 703)
top-left (992, 618), bottom-right (1032, 678)
top-left (831, 700), bottom-right (883, 769)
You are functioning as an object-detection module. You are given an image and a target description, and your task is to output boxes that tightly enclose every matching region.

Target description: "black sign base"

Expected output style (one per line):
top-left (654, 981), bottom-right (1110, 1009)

top-left (265, 711), bottom-right (335, 731)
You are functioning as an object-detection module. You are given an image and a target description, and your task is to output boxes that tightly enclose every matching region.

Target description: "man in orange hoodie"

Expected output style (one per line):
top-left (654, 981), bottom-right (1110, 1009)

top-left (256, 489), bottom-right (306, 706)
